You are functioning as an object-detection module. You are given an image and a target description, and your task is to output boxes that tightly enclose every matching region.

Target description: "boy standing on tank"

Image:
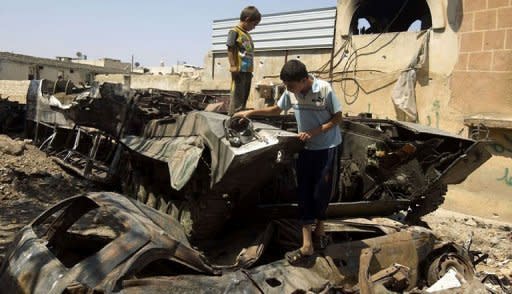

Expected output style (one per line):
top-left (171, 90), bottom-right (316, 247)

top-left (235, 59), bottom-right (343, 265)
top-left (226, 6), bottom-right (261, 115)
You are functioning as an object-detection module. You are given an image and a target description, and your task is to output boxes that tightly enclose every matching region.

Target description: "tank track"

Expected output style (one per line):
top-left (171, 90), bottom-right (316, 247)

top-left (119, 159), bottom-right (230, 241)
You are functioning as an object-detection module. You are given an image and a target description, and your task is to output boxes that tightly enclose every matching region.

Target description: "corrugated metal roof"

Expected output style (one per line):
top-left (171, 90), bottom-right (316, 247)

top-left (212, 7), bottom-right (336, 53)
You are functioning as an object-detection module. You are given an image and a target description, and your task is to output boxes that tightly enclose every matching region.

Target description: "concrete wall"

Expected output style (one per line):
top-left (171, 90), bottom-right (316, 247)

top-left (73, 58), bottom-right (130, 71)
top-left (204, 49), bottom-right (333, 108)
top-left (95, 74), bottom-right (204, 93)
top-left (36, 65), bottom-right (91, 84)
top-left (449, 2), bottom-right (512, 220)
top-left (0, 60), bottom-right (94, 84)
top-left (0, 61), bottom-right (30, 80)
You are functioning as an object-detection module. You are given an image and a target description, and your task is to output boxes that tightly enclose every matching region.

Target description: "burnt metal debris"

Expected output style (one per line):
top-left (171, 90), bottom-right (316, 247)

top-left (0, 79), bottom-right (495, 293)
top-left (0, 192), bottom-right (482, 293)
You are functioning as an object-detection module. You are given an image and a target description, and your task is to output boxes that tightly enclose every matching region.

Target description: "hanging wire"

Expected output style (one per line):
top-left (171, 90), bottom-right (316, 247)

top-left (338, 0), bottom-right (411, 105)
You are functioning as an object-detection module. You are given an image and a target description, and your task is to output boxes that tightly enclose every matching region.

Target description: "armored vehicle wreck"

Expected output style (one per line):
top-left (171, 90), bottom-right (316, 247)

top-left (35, 82), bottom-right (491, 240)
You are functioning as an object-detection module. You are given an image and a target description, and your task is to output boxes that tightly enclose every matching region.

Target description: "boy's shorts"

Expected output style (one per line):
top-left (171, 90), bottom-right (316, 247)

top-left (228, 72), bottom-right (252, 115)
top-left (296, 147), bottom-right (338, 225)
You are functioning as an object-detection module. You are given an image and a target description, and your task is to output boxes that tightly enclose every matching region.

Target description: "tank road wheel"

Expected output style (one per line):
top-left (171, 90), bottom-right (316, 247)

top-left (177, 196), bottom-right (231, 240)
top-left (193, 197), bottom-right (231, 240)
top-left (119, 157), bottom-right (230, 240)
top-left (405, 184), bottom-right (447, 224)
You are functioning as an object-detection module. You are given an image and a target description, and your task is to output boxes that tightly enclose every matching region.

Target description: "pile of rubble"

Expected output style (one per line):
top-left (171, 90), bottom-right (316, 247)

top-left (0, 135), bottom-right (97, 255)
top-left (425, 210), bottom-right (512, 281)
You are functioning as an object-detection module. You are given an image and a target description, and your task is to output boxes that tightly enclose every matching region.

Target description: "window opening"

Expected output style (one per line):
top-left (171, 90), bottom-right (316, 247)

top-left (32, 197), bottom-right (126, 268)
top-left (350, 0), bottom-right (432, 35)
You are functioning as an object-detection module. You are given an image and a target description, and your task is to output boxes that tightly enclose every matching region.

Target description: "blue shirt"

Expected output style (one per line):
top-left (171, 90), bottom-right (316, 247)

top-left (277, 76), bottom-right (342, 150)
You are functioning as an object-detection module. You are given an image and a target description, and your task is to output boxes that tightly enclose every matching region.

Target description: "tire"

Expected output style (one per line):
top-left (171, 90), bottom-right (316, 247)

top-left (426, 252), bottom-right (474, 286)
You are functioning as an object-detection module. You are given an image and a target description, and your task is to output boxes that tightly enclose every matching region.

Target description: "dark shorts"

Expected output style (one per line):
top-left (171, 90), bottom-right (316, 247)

top-left (296, 147), bottom-right (338, 225)
top-left (228, 72), bottom-right (252, 115)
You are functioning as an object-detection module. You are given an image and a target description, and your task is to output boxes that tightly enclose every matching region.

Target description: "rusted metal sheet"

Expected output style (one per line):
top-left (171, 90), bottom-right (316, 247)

top-left (0, 192), bottom-right (214, 294)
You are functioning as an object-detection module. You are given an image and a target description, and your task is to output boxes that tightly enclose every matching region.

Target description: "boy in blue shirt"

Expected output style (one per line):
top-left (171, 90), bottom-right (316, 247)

top-left (235, 59), bottom-right (343, 264)
top-left (226, 6), bottom-right (261, 115)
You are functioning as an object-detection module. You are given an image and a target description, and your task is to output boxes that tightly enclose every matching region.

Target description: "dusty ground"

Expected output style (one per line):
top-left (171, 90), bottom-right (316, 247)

top-left (0, 135), bottom-right (511, 288)
top-left (0, 135), bottom-right (98, 255)
top-left (443, 185), bottom-right (512, 223)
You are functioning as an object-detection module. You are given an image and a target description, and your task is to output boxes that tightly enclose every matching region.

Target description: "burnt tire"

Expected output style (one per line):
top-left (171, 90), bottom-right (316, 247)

top-left (426, 252), bottom-right (474, 286)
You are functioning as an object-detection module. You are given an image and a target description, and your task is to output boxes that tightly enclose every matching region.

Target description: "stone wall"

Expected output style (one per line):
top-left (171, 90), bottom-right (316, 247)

top-left (95, 74), bottom-right (204, 93)
top-left (0, 80), bottom-right (30, 103)
top-left (451, 0), bottom-right (512, 115)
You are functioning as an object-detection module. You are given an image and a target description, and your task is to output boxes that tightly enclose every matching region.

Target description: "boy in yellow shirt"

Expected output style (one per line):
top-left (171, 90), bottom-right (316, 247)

top-left (226, 6), bottom-right (261, 115)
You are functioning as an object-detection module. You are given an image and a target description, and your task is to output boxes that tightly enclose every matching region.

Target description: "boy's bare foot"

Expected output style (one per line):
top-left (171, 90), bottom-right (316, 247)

top-left (285, 247), bottom-right (314, 265)
top-left (300, 246), bottom-right (314, 256)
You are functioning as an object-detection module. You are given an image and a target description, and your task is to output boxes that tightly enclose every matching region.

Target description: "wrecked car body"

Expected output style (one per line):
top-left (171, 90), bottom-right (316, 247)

top-left (0, 192), bottom-right (214, 293)
top-left (0, 192), bottom-right (479, 293)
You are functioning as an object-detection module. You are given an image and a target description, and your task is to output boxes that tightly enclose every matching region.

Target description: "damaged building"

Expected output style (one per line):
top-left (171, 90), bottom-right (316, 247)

top-left (0, 52), bottom-right (128, 84)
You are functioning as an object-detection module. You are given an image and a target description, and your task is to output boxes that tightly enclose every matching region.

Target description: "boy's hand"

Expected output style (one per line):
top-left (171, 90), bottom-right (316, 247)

top-left (298, 131), bottom-right (313, 141)
top-left (298, 128), bottom-right (322, 141)
top-left (233, 110), bottom-right (252, 118)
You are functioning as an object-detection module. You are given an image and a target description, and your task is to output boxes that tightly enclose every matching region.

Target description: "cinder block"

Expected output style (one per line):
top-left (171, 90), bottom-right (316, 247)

top-left (460, 32), bottom-right (483, 52)
top-left (468, 52), bottom-right (493, 70)
top-left (484, 30), bottom-right (506, 50)
top-left (506, 30), bottom-right (512, 49)
top-left (460, 13), bottom-right (474, 32)
top-left (488, 0), bottom-right (509, 8)
top-left (492, 50), bottom-right (512, 71)
top-left (498, 7), bottom-right (512, 28)
top-left (475, 10), bottom-right (497, 30)
top-left (464, 0), bottom-right (487, 12)
top-left (454, 53), bottom-right (469, 71)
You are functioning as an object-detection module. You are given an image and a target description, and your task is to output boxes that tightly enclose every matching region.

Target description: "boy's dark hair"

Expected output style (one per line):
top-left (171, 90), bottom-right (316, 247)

top-left (280, 60), bottom-right (309, 82)
top-left (240, 6), bottom-right (261, 22)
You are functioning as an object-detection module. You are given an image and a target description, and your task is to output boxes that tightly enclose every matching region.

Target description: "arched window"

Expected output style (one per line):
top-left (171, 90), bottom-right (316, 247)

top-left (350, 0), bottom-right (432, 35)
top-left (407, 20), bottom-right (423, 32)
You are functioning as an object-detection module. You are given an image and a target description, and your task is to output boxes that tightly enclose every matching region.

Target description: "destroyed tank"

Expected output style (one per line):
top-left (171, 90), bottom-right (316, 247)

top-left (43, 83), bottom-right (492, 240)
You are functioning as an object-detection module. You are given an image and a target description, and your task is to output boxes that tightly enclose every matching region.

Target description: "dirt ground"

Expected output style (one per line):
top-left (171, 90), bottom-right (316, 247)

top-left (0, 135), bottom-right (511, 287)
top-left (0, 135), bottom-right (98, 255)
